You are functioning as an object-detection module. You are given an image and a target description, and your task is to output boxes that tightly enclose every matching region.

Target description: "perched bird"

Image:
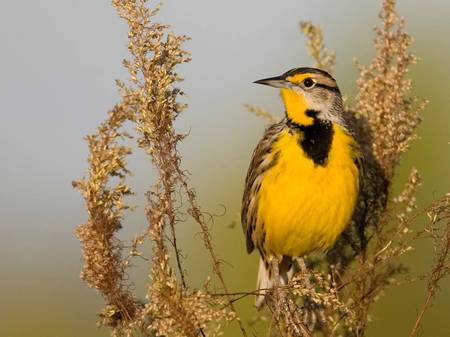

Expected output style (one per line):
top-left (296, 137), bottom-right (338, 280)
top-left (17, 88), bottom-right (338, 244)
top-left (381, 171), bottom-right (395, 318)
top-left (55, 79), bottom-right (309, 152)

top-left (241, 67), bottom-right (361, 307)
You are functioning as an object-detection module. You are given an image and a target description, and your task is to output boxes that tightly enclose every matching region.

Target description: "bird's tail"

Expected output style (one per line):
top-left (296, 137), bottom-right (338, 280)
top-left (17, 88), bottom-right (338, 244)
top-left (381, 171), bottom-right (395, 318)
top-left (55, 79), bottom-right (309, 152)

top-left (255, 256), bottom-right (298, 308)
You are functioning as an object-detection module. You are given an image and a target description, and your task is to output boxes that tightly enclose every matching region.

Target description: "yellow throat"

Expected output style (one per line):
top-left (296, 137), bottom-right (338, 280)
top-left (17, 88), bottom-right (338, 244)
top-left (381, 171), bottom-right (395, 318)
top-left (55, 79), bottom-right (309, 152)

top-left (280, 87), bottom-right (313, 126)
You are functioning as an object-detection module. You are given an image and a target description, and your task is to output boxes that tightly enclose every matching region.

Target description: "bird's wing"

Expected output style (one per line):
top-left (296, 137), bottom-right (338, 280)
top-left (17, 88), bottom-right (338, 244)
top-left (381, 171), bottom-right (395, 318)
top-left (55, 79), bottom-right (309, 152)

top-left (347, 142), bottom-right (388, 254)
top-left (356, 147), bottom-right (388, 240)
top-left (241, 121), bottom-right (285, 253)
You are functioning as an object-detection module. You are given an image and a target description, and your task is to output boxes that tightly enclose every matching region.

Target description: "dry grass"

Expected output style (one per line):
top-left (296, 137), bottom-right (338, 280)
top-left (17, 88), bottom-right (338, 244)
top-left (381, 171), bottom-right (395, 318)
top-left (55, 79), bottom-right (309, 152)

top-left (74, 0), bottom-right (449, 336)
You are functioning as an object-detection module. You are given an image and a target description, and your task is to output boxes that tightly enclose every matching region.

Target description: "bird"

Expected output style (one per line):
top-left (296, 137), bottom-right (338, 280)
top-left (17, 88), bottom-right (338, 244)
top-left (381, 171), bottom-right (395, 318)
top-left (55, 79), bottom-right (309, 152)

top-left (241, 67), bottom-right (361, 307)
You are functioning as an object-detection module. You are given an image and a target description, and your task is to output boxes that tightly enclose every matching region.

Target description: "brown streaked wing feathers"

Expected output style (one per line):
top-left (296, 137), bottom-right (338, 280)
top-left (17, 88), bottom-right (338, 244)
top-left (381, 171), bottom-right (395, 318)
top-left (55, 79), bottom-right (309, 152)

top-left (241, 121), bottom-right (285, 253)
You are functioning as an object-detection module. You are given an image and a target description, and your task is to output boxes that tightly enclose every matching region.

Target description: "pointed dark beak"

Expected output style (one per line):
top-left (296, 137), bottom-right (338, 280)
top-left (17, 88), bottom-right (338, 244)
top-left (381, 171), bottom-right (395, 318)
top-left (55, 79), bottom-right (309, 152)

top-left (253, 75), bottom-right (289, 88)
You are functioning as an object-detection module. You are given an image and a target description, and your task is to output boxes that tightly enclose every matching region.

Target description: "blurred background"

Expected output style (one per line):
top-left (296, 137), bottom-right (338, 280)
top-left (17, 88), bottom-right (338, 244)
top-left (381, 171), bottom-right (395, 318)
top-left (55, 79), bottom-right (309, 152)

top-left (1, 0), bottom-right (449, 336)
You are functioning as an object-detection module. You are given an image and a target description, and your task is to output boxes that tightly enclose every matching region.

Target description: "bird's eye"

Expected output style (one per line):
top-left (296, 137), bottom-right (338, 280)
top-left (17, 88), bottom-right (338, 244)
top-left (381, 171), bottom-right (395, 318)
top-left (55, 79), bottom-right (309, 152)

top-left (303, 78), bottom-right (315, 88)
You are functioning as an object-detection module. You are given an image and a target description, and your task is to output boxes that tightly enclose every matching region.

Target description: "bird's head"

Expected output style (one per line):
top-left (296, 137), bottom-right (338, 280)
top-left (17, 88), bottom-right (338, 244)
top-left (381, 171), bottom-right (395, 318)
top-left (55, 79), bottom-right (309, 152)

top-left (254, 67), bottom-right (344, 127)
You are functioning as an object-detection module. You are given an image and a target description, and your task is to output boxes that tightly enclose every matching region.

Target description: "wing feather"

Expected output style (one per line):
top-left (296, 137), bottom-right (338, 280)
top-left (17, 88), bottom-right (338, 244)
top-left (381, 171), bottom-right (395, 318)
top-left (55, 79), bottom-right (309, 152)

top-left (241, 121), bottom-right (286, 253)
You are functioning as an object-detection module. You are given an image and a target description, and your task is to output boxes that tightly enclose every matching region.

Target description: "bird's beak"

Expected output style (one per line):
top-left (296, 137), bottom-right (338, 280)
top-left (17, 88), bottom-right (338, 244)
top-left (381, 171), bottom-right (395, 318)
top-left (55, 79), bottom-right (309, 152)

top-left (253, 75), bottom-right (290, 89)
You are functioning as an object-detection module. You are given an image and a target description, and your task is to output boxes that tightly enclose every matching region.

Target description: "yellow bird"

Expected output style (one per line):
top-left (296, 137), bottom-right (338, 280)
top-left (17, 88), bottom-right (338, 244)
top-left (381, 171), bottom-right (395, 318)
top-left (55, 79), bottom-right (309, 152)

top-left (241, 67), bottom-right (361, 307)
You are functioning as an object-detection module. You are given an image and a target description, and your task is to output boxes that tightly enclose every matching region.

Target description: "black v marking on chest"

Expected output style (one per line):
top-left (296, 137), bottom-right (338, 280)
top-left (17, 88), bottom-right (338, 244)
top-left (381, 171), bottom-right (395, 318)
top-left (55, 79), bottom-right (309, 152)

top-left (288, 118), bottom-right (334, 166)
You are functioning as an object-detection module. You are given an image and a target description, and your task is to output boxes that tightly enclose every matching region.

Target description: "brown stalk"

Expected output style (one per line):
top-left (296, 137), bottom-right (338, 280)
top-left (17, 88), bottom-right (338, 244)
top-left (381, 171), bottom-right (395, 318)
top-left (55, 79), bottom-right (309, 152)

top-left (409, 194), bottom-right (450, 337)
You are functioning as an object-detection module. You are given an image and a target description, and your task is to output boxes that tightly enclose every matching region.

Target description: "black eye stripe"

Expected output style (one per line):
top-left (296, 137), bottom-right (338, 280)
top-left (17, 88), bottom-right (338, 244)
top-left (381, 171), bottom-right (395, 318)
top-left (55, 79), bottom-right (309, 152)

top-left (315, 83), bottom-right (340, 93)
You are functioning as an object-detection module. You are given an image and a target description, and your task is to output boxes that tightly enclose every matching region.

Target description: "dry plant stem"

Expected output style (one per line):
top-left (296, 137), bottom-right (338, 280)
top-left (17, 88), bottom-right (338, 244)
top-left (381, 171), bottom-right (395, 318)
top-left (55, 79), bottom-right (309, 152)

top-left (73, 103), bottom-right (138, 326)
top-left (269, 257), bottom-right (311, 337)
top-left (270, 257), bottom-right (283, 321)
top-left (75, 0), bottom-right (244, 335)
top-left (409, 291), bottom-right (433, 337)
top-left (342, 0), bottom-right (425, 331)
top-left (300, 21), bottom-right (335, 73)
top-left (182, 180), bottom-right (249, 337)
top-left (112, 0), bottom-right (241, 334)
top-left (113, 0), bottom-right (201, 331)
top-left (409, 194), bottom-right (450, 337)
top-left (170, 217), bottom-right (187, 289)
top-left (244, 104), bottom-right (279, 124)
top-left (354, 0), bottom-right (425, 180)
top-left (283, 297), bottom-right (311, 337)
top-left (115, 1), bottom-right (248, 333)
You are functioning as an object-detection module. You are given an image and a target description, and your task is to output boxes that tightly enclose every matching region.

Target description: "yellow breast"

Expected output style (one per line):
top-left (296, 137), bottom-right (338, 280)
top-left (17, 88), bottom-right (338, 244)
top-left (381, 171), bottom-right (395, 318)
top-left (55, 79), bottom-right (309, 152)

top-left (256, 124), bottom-right (359, 257)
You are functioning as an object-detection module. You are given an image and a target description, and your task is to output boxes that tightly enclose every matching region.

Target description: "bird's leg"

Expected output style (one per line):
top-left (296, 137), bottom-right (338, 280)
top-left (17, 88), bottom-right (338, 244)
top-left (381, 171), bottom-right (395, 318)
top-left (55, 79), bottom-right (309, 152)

top-left (294, 257), bottom-right (327, 330)
top-left (293, 258), bottom-right (315, 328)
top-left (269, 255), bottom-right (282, 315)
top-left (294, 257), bottom-right (308, 274)
top-left (269, 255), bottom-right (313, 337)
top-left (267, 255), bottom-right (286, 336)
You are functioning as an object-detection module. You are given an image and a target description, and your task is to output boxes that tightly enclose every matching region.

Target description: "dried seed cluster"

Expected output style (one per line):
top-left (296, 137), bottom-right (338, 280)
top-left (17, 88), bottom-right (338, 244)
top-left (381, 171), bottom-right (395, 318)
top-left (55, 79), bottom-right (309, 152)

top-left (75, 1), bottom-right (242, 336)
